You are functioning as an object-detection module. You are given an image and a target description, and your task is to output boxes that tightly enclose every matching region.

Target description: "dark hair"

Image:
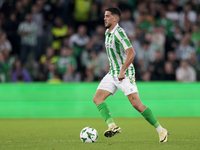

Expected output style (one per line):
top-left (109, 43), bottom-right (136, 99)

top-left (105, 7), bottom-right (121, 18)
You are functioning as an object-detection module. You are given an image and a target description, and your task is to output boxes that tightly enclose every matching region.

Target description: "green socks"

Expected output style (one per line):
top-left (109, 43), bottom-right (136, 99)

top-left (97, 103), bottom-right (160, 129)
top-left (141, 107), bottom-right (160, 128)
top-left (97, 103), bottom-right (114, 125)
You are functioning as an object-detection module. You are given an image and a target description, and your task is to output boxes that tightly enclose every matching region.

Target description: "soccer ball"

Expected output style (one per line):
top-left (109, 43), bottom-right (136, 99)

top-left (80, 127), bottom-right (98, 143)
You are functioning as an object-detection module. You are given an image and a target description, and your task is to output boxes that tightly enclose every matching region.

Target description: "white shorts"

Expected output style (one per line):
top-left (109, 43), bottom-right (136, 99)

top-left (97, 73), bottom-right (138, 96)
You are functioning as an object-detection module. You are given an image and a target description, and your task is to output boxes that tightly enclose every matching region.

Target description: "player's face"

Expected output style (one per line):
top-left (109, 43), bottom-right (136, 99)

top-left (104, 11), bottom-right (114, 28)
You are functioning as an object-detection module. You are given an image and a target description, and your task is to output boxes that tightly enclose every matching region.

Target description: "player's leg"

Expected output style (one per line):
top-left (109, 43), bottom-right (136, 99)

top-left (127, 92), bottom-right (169, 142)
top-left (93, 89), bottom-right (114, 127)
top-left (94, 74), bottom-right (121, 137)
top-left (93, 89), bottom-right (121, 137)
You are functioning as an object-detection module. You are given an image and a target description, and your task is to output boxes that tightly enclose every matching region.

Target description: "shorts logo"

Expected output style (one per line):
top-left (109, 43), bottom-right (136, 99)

top-left (129, 77), bottom-right (133, 84)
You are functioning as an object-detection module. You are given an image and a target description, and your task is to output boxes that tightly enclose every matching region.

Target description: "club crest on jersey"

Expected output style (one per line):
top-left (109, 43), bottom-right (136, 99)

top-left (117, 28), bottom-right (123, 32)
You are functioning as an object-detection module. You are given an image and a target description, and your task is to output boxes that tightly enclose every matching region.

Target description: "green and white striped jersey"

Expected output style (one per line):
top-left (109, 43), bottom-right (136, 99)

top-left (105, 24), bottom-right (135, 77)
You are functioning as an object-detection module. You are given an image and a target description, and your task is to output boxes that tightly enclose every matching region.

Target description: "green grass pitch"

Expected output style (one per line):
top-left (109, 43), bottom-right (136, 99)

top-left (0, 118), bottom-right (199, 150)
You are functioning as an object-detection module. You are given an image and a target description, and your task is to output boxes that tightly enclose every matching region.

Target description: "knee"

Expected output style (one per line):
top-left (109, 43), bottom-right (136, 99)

top-left (93, 96), bottom-right (104, 106)
top-left (131, 100), bottom-right (140, 110)
top-left (93, 96), bottom-right (97, 104)
top-left (129, 97), bottom-right (143, 111)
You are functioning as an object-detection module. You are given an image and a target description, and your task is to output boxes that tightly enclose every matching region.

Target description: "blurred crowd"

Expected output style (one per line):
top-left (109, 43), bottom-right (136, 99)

top-left (0, 0), bottom-right (200, 83)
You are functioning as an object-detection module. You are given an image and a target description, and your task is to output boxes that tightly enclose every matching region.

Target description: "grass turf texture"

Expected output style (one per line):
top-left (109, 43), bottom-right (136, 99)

top-left (0, 118), bottom-right (200, 150)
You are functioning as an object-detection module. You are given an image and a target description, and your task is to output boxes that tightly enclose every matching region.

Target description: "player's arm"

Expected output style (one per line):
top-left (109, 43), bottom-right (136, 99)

top-left (118, 47), bottom-right (136, 81)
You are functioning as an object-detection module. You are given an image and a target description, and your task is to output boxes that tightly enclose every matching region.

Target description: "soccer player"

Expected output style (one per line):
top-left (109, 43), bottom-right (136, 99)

top-left (93, 7), bottom-right (169, 142)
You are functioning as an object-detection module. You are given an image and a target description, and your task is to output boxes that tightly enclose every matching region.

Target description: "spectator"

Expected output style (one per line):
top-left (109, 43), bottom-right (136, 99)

top-left (191, 0), bottom-right (200, 14)
top-left (15, 0), bottom-right (26, 23)
top-left (0, 0), bottom-right (200, 82)
top-left (0, 19), bottom-right (4, 35)
top-left (191, 23), bottom-right (200, 62)
top-left (138, 41), bottom-right (152, 72)
top-left (173, 26), bottom-right (183, 42)
top-left (166, 3), bottom-right (179, 22)
top-left (47, 69), bottom-right (62, 84)
top-left (134, 26), bottom-right (145, 44)
top-left (62, 36), bottom-right (70, 47)
top-left (85, 25), bottom-right (105, 53)
top-left (176, 59), bottom-right (196, 82)
top-left (136, 6), bottom-right (154, 32)
top-left (39, 47), bottom-right (57, 81)
top-left (85, 49), bottom-right (109, 81)
top-left (56, 46), bottom-right (77, 78)
top-left (167, 51), bottom-right (179, 70)
top-left (63, 66), bottom-right (81, 82)
top-left (3, 12), bottom-right (20, 55)
top-left (189, 53), bottom-right (200, 80)
top-left (0, 52), bottom-right (11, 82)
top-left (53, 0), bottom-right (65, 17)
top-left (11, 59), bottom-right (32, 82)
top-left (145, 33), bottom-right (164, 62)
top-left (0, 0), bottom-right (15, 18)
top-left (61, 0), bottom-right (71, 24)
top-left (0, 31), bottom-right (12, 52)
top-left (148, 1), bottom-right (158, 19)
top-left (73, 0), bottom-right (92, 28)
top-left (175, 33), bottom-right (196, 60)
top-left (163, 61), bottom-right (176, 81)
top-left (84, 50), bottom-right (98, 82)
top-left (182, 12), bottom-right (193, 33)
top-left (88, 2), bottom-right (101, 33)
top-left (31, 4), bottom-right (44, 58)
top-left (47, 62), bottom-right (56, 80)
top-left (156, 8), bottom-right (174, 37)
top-left (95, 25), bottom-right (105, 43)
top-left (151, 26), bottom-right (166, 50)
top-left (83, 31), bottom-right (104, 55)
top-left (2, 48), bottom-right (15, 67)
top-left (119, 9), bottom-right (135, 34)
top-left (18, 13), bottom-right (38, 63)
top-left (66, 26), bottom-right (75, 37)
top-left (128, 32), bottom-right (141, 62)
top-left (133, 3), bottom-right (145, 21)
top-left (170, 0), bottom-right (183, 12)
top-left (21, 0), bottom-right (32, 15)
top-left (37, 0), bottom-right (54, 26)
top-left (51, 16), bottom-right (68, 52)
top-left (142, 71), bottom-right (151, 82)
top-left (179, 2), bottom-right (197, 25)
top-left (165, 26), bottom-right (183, 53)
top-left (149, 51), bottom-right (165, 80)
top-left (40, 47), bottom-right (57, 64)
top-left (69, 25), bottom-right (89, 71)
top-left (69, 25), bottom-right (89, 55)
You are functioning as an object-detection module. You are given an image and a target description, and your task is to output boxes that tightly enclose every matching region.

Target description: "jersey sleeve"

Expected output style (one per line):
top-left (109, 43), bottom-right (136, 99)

top-left (115, 28), bottom-right (132, 51)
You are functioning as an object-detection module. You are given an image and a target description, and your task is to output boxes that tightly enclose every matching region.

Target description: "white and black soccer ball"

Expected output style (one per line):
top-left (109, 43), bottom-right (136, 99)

top-left (80, 127), bottom-right (98, 143)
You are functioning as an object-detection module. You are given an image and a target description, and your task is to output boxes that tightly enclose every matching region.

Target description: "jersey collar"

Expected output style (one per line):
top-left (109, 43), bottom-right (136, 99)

top-left (105, 23), bottom-right (119, 36)
top-left (110, 23), bottom-right (119, 34)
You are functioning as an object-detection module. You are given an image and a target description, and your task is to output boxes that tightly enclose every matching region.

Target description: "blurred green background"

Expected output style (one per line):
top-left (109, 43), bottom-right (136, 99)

top-left (0, 82), bottom-right (199, 118)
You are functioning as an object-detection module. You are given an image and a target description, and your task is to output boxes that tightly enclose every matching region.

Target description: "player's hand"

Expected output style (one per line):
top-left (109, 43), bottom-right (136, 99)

top-left (118, 70), bottom-right (125, 81)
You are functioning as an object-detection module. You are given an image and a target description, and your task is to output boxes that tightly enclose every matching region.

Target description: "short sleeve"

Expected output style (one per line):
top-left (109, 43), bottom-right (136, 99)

top-left (115, 28), bottom-right (132, 50)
